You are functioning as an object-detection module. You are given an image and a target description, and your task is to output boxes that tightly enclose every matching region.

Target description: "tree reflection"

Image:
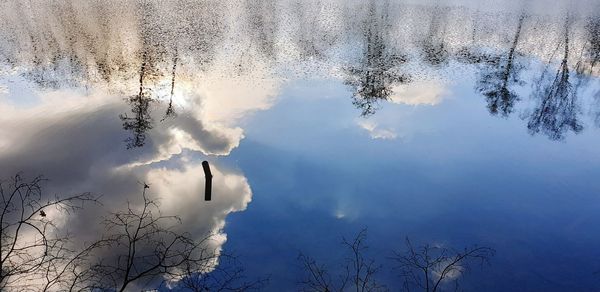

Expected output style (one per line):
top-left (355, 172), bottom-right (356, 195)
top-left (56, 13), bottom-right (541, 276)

top-left (298, 229), bottom-right (386, 292)
top-left (345, 0), bottom-right (410, 117)
top-left (421, 5), bottom-right (449, 67)
top-left (119, 53), bottom-right (156, 149)
top-left (527, 18), bottom-right (583, 140)
top-left (0, 1), bottom-right (228, 149)
top-left (475, 15), bottom-right (526, 117)
top-left (290, 1), bottom-right (338, 61)
top-left (244, 0), bottom-right (278, 61)
top-left (0, 174), bottom-right (263, 291)
top-left (585, 14), bottom-right (600, 128)
top-left (299, 229), bottom-right (495, 292)
top-left (585, 14), bottom-right (600, 71)
top-left (393, 238), bottom-right (494, 292)
top-left (0, 175), bottom-right (100, 291)
top-left (119, 3), bottom-right (168, 149)
top-left (2, 2), bottom-right (600, 141)
top-left (163, 50), bottom-right (178, 121)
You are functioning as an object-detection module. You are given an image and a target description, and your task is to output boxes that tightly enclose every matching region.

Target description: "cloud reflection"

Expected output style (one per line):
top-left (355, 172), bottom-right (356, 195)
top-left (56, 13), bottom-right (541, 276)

top-left (0, 85), bottom-right (255, 288)
top-left (357, 119), bottom-right (398, 140)
top-left (389, 80), bottom-right (449, 106)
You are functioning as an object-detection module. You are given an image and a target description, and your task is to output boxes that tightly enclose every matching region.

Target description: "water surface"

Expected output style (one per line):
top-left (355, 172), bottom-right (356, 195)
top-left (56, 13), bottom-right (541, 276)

top-left (1, 1), bottom-right (600, 291)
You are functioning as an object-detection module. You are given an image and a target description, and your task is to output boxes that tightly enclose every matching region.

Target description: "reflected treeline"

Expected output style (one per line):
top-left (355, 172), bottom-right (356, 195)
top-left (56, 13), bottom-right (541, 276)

top-left (0, 174), bottom-right (266, 291)
top-left (344, 0), bottom-right (410, 117)
top-left (298, 229), bottom-right (495, 292)
top-left (527, 18), bottom-right (583, 140)
top-left (474, 15), bottom-right (526, 117)
top-left (0, 0), bottom-right (225, 148)
top-left (119, 52), bottom-right (157, 149)
top-left (340, 5), bottom-right (598, 141)
top-left (584, 14), bottom-right (600, 73)
top-left (421, 5), bottom-right (450, 66)
top-left (289, 0), bottom-right (341, 61)
top-left (119, 1), bottom-right (187, 148)
top-left (1, 1), bottom-right (600, 142)
top-left (244, 0), bottom-right (278, 61)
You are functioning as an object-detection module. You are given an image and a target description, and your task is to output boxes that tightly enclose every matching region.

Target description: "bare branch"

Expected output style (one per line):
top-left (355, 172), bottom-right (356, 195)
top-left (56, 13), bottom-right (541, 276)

top-left (392, 238), bottom-right (494, 292)
top-left (0, 174), bottom-right (100, 291)
top-left (298, 228), bottom-right (386, 292)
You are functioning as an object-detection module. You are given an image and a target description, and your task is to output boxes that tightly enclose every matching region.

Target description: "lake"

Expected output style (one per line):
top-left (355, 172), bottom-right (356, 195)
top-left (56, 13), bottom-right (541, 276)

top-left (1, 0), bottom-right (599, 291)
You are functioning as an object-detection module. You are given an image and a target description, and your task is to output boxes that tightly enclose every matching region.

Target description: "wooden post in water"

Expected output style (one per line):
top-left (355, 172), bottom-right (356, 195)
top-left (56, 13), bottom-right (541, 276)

top-left (202, 161), bottom-right (213, 201)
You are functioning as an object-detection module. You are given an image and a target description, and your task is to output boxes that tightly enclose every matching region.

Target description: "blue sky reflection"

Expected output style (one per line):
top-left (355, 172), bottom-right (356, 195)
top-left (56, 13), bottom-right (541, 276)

top-left (221, 77), bottom-right (600, 291)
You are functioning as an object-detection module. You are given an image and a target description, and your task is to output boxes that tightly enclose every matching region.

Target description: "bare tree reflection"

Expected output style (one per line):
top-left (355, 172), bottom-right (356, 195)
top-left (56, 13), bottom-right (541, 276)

top-left (119, 2), bottom-right (169, 149)
top-left (0, 1), bottom-right (229, 149)
top-left (455, 47), bottom-right (499, 66)
top-left (475, 14), bottom-right (526, 117)
top-left (298, 229), bottom-right (386, 292)
top-left (244, 0), bottom-right (278, 61)
top-left (421, 5), bottom-right (449, 67)
top-left (392, 238), bottom-right (495, 292)
top-left (527, 18), bottom-right (583, 140)
top-left (291, 1), bottom-right (338, 61)
top-left (3, 2), bottom-right (600, 141)
top-left (345, 0), bottom-right (410, 117)
top-left (0, 174), bottom-right (263, 291)
top-left (178, 255), bottom-right (268, 292)
top-left (163, 50), bottom-right (178, 121)
top-left (174, 0), bottom-right (224, 65)
top-left (0, 174), bottom-right (100, 291)
top-left (119, 52), bottom-right (157, 149)
top-left (88, 185), bottom-right (220, 291)
top-left (299, 230), bottom-right (495, 292)
top-left (585, 14), bottom-right (600, 71)
top-left (584, 13), bottom-right (600, 128)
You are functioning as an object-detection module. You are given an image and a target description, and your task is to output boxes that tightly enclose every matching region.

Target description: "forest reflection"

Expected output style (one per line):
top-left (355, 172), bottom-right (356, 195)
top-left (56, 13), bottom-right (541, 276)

top-left (1, 0), bottom-right (599, 144)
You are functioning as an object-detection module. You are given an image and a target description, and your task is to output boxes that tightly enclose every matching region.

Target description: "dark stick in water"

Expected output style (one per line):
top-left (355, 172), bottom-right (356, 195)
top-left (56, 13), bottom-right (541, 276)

top-left (202, 161), bottom-right (213, 201)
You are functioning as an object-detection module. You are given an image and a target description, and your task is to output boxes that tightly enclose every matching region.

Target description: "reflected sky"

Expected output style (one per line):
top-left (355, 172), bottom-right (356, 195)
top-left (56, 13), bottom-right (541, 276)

top-left (222, 77), bottom-right (600, 291)
top-left (1, 0), bottom-right (600, 291)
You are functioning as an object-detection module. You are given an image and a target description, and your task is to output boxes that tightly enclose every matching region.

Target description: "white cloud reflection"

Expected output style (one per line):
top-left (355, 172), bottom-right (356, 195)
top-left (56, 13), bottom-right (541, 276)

top-left (357, 119), bottom-right (398, 140)
top-left (389, 80), bottom-right (449, 106)
top-left (0, 71), bottom-right (272, 288)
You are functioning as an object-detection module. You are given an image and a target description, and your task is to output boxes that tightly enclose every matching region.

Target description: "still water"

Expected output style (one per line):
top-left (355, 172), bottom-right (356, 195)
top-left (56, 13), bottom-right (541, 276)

top-left (1, 0), bottom-right (599, 291)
